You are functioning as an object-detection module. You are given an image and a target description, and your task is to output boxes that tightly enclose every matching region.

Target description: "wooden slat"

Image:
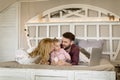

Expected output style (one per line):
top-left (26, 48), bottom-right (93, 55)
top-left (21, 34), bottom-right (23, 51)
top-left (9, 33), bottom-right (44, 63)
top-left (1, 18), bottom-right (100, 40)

top-left (26, 22), bottom-right (120, 60)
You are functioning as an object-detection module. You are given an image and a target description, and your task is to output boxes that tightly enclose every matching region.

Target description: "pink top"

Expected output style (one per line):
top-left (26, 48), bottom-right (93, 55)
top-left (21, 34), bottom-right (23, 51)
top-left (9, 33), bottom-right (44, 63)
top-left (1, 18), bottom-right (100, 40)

top-left (51, 49), bottom-right (71, 62)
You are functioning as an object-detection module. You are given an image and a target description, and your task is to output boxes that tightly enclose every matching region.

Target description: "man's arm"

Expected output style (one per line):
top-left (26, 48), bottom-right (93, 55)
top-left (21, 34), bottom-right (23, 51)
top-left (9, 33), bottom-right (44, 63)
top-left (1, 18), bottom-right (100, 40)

top-left (71, 47), bottom-right (80, 65)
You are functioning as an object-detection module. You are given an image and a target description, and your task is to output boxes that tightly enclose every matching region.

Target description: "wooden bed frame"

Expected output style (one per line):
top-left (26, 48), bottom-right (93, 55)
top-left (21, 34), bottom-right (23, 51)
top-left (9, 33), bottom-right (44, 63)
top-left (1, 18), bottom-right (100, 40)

top-left (19, 21), bottom-right (119, 80)
top-left (25, 4), bottom-right (120, 61)
top-left (0, 21), bottom-right (117, 80)
top-left (0, 68), bottom-right (115, 80)
top-left (25, 21), bottom-right (120, 61)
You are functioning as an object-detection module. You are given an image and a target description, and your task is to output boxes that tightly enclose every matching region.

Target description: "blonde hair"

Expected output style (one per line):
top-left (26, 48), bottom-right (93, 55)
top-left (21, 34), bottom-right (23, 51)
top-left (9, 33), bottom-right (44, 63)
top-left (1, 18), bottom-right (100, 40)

top-left (29, 38), bottom-right (53, 64)
top-left (53, 38), bottom-right (59, 44)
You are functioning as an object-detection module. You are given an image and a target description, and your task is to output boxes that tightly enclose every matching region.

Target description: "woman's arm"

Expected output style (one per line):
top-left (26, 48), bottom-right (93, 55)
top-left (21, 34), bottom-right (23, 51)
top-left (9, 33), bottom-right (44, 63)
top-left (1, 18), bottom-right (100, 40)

top-left (16, 49), bottom-right (37, 64)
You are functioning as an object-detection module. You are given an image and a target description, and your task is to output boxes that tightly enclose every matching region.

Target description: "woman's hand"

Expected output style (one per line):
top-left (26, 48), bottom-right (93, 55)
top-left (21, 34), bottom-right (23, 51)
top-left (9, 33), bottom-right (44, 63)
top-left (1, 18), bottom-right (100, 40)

top-left (51, 60), bottom-right (57, 65)
top-left (57, 60), bottom-right (71, 66)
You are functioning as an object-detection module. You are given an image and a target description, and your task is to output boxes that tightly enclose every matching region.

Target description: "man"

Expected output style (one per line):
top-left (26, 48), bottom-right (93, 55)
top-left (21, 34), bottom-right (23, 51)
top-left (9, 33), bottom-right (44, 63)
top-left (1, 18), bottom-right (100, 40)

top-left (61, 32), bottom-right (80, 65)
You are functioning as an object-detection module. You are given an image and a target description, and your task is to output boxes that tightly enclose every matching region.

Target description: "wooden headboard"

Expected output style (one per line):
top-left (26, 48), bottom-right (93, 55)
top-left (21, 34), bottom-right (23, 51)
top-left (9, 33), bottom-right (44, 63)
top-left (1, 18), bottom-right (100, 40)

top-left (25, 21), bottom-right (120, 60)
top-left (25, 4), bottom-right (120, 60)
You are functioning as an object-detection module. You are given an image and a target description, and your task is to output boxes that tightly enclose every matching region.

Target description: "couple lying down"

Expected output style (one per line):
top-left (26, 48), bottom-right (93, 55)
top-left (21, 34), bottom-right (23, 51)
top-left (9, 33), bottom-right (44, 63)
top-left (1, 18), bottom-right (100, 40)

top-left (16, 32), bottom-right (80, 65)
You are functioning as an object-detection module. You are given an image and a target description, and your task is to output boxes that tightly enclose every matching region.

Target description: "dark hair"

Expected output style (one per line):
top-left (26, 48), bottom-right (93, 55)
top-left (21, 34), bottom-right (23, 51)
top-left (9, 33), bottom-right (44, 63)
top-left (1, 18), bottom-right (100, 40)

top-left (62, 32), bottom-right (75, 41)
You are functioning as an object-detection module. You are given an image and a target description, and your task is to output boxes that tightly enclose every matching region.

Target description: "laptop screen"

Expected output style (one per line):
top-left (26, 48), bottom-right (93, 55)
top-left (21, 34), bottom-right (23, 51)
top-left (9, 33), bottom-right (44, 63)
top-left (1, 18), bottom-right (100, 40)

top-left (89, 48), bottom-right (102, 66)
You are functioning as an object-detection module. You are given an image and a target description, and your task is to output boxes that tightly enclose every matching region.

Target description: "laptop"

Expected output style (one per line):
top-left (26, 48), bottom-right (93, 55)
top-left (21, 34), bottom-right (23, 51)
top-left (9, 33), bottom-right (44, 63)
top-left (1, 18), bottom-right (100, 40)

top-left (80, 48), bottom-right (102, 66)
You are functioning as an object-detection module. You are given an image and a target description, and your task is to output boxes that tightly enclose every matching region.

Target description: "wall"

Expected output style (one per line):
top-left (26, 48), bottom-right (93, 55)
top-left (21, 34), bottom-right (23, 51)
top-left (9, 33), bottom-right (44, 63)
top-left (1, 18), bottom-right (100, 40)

top-left (20, 0), bottom-right (120, 49)
top-left (0, 2), bottom-right (19, 61)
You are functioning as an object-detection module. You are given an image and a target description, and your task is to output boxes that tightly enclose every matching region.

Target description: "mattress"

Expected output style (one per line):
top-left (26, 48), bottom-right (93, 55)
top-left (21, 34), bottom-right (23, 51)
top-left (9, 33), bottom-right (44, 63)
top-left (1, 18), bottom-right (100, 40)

top-left (0, 58), bottom-right (114, 71)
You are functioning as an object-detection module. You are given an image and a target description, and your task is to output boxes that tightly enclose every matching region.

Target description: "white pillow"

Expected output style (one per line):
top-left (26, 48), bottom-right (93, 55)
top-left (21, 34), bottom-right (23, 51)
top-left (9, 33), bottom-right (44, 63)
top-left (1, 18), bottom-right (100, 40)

top-left (15, 49), bottom-right (36, 64)
top-left (80, 51), bottom-right (90, 63)
top-left (84, 47), bottom-right (92, 54)
top-left (79, 47), bottom-right (92, 63)
top-left (78, 39), bottom-right (104, 48)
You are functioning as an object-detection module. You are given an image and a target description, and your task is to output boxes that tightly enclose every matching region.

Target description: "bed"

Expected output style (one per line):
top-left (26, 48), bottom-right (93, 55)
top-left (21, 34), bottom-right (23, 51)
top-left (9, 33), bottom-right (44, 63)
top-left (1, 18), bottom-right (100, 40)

top-left (0, 21), bottom-right (118, 80)
top-left (0, 58), bottom-right (115, 80)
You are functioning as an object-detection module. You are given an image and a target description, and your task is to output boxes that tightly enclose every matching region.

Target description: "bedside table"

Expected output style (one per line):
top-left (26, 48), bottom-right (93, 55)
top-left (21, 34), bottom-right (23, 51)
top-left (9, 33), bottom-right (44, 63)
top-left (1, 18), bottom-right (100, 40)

top-left (115, 64), bottom-right (120, 80)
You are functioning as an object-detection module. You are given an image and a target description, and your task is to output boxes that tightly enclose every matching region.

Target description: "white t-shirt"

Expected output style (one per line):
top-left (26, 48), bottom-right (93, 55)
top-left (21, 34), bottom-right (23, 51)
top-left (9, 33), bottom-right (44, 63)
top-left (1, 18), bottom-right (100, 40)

top-left (15, 49), bottom-right (38, 64)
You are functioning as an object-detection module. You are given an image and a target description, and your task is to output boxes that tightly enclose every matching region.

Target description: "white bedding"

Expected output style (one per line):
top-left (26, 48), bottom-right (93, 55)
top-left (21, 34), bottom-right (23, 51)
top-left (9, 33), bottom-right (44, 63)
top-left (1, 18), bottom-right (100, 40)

top-left (0, 58), bottom-right (114, 71)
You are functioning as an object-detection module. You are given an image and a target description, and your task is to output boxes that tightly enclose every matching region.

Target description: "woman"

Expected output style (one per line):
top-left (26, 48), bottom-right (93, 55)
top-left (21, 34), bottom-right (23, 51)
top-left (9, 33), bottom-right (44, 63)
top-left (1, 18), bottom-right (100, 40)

top-left (16, 38), bottom-right (54, 64)
top-left (30, 38), bottom-right (54, 64)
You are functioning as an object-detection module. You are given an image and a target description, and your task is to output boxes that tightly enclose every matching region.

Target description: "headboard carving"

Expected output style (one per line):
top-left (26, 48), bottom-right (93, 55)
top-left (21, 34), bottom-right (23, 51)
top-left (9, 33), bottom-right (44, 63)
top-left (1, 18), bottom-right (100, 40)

top-left (27, 4), bottom-right (120, 23)
top-left (26, 4), bottom-right (120, 61)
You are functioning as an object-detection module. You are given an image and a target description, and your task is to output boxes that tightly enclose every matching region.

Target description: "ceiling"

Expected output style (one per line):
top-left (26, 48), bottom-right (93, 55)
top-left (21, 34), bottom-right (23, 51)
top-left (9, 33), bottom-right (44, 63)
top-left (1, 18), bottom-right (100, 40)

top-left (0, 0), bottom-right (49, 13)
top-left (0, 0), bottom-right (17, 13)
